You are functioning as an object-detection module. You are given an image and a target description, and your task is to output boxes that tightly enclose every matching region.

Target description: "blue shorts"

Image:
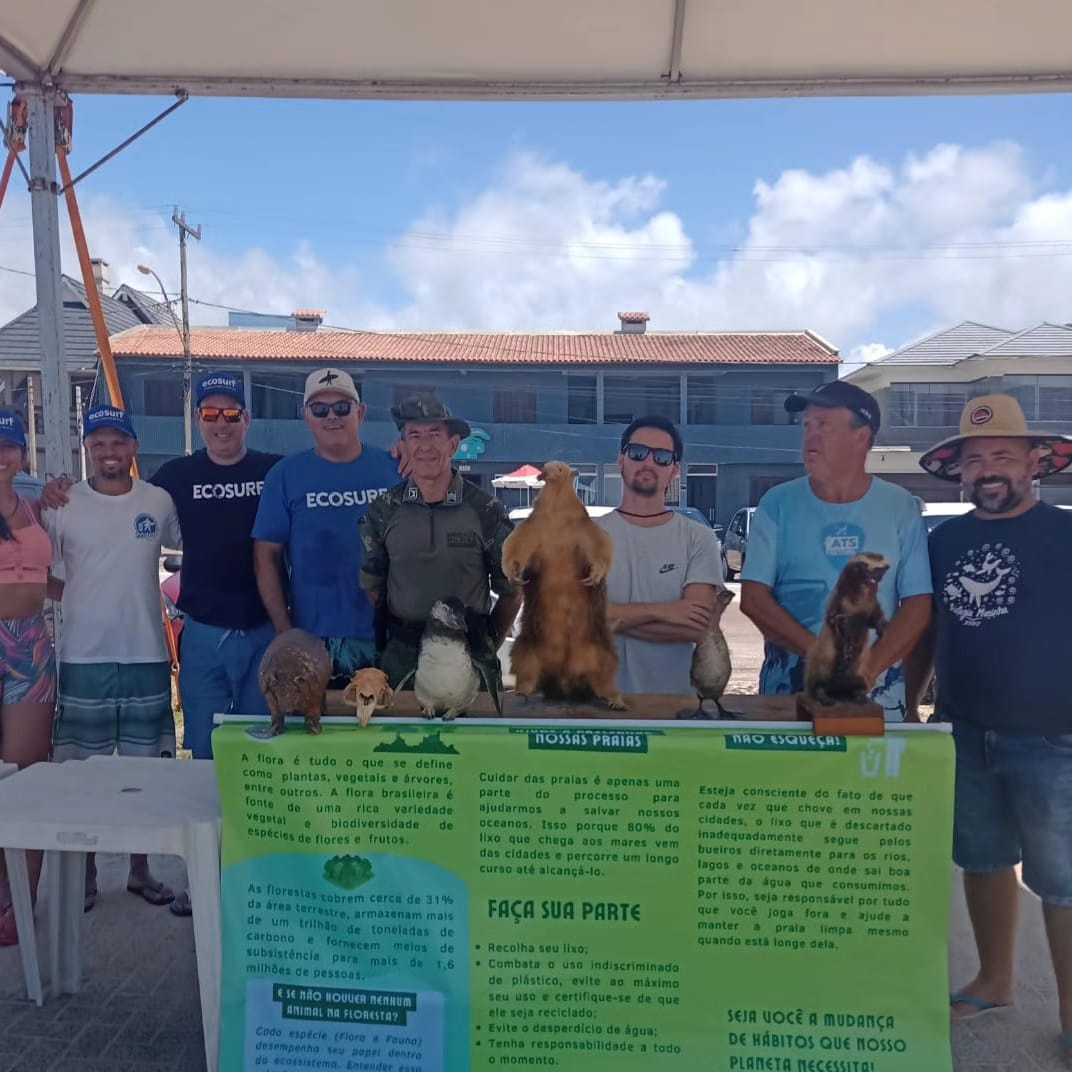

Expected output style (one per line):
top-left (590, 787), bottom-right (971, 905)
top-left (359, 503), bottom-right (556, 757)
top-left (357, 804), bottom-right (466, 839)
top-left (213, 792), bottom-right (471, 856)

top-left (952, 722), bottom-right (1072, 906)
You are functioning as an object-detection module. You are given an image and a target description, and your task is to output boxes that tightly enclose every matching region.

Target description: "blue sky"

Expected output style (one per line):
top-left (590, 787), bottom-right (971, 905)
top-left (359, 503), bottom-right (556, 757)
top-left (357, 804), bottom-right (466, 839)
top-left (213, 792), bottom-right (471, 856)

top-left (2, 90), bottom-right (1071, 360)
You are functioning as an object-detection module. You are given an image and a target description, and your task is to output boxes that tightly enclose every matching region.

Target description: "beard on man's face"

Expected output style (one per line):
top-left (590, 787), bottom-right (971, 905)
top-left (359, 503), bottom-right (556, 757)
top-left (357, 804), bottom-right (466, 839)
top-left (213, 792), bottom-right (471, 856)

top-left (968, 474), bottom-right (1028, 514)
top-left (627, 469), bottom-right (662, 497)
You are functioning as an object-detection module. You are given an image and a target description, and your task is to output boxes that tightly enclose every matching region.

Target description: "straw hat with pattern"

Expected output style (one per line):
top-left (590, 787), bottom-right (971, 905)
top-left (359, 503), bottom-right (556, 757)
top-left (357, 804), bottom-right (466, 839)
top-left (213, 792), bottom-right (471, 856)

top-left (919, 393), bottom-right (1072, 482)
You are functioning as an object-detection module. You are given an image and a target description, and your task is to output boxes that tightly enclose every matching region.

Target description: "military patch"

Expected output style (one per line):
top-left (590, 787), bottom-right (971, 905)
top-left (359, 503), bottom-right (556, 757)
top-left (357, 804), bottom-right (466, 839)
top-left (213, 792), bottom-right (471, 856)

top-left (447, 531), bottom-right (479, 548)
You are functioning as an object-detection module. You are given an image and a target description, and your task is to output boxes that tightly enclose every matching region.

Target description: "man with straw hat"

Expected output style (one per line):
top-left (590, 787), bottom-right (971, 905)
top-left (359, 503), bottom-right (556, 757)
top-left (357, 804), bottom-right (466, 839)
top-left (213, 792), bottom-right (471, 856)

top-left (907, 394), bottom-right (1072, 1054)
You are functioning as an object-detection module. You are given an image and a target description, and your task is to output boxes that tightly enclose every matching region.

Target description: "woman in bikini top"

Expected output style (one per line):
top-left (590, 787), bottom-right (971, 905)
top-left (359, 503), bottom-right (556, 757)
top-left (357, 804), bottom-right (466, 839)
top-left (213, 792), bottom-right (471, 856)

top-left (0, 409), bottom-right (58, 947)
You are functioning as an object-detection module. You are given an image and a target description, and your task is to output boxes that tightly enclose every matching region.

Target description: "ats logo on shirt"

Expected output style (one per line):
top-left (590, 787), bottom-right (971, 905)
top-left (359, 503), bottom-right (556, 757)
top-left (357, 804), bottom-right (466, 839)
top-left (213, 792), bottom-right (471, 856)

top-left (134, 513), bottom-right (158, 539)
top-left (820, 522), bottom-right (865, 565)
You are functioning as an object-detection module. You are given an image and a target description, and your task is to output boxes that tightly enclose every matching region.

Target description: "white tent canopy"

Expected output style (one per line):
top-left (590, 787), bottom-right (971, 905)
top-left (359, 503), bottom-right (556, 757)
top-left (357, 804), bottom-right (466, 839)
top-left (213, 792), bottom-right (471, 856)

top-left (3, 0), bottom-right (1072, 101)
top-left (3, 1), bottom-right (1071, 480)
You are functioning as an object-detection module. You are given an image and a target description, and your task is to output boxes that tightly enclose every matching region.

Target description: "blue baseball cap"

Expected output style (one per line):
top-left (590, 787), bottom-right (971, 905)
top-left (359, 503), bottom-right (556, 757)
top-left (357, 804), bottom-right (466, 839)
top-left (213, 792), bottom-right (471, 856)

top-left (0, 410), bottom-right (26, 449)
top-left (196, 371), bottom-right (245, 408)
top-left (83, 405), bottom-right (137, 440)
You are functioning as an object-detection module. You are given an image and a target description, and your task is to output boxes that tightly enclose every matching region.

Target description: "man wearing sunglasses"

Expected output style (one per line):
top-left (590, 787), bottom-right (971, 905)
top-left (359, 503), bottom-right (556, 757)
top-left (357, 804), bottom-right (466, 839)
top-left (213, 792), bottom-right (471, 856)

top-left (39, 372), bottom-right (282, 769)
top-left (149, 372), bottom-right (282, 766)
top-left (739, 381), bottom-right (932, 720)
top-left (594, 416), bottom-right (723, 695)
top-left (253, 367), bottom-right (399, 686)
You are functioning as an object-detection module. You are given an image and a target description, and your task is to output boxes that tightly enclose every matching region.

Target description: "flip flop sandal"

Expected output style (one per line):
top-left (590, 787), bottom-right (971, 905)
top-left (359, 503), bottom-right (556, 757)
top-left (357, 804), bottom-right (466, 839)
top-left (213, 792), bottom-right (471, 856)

top-left (169, 892), bottom-right (193, 917)
top-left (949, 994), bottom-right (1012, 1018)
top-left (126, 879), bottom-right (174, 907)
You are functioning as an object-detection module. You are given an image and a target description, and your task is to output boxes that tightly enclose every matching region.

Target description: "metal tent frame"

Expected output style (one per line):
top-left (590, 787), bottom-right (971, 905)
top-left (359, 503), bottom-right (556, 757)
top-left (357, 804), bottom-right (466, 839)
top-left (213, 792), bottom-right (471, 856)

top-left (1, 0), bottom-right (1071, 474)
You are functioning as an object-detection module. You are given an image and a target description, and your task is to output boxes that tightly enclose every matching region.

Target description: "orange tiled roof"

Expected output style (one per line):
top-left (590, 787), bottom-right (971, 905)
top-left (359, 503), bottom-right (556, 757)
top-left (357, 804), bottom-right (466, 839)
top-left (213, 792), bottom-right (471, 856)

top-left (292, 309), bottom-right (325, 318)
top-left (108, 325), bottom-right (838, 366)
top-left (617, 311), bottom-right (650, 323)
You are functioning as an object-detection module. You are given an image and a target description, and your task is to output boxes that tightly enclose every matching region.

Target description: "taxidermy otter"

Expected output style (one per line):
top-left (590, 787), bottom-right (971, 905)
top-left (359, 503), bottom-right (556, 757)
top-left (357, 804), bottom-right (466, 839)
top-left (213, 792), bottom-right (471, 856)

top-left (683, 587), bottom-right (737, 719)
top-left (804, 552), bottom-right (889, 706)
top-left (501, 461), bottom-right (625, 709)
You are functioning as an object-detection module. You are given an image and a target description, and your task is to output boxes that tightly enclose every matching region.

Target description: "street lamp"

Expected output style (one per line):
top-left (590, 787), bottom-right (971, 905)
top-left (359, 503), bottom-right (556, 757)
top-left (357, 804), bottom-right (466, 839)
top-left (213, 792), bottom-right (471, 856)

top-left (137, 263), bottom-right (192, 455)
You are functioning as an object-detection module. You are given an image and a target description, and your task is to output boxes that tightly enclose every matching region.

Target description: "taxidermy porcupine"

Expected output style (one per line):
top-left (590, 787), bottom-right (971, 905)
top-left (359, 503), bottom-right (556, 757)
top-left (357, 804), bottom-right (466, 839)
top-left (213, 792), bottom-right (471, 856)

top-left (501, 461), bottom-right (624, 709)
top-left (804, 552), bottom-right (890, 706)
top-left (258, 628), bottom-right (332, 735)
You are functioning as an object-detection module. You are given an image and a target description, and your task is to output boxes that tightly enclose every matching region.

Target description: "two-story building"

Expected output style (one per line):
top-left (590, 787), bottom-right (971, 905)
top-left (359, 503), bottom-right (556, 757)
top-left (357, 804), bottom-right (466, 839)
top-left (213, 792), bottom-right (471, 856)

top-left (846, 320), bottom-right (1072, 504)
top-left (108, 311), bottom-right (838, 525)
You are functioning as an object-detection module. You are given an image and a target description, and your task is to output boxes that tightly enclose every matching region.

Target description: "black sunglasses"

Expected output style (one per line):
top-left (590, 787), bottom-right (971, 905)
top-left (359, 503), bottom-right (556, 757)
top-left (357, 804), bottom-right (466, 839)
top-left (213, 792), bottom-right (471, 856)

top-left (622, 443), bottom-right (678, 467)
top-left (308, 400), bottom-right (354, 419)
top-left (198, 406), bottom-right (244, 424)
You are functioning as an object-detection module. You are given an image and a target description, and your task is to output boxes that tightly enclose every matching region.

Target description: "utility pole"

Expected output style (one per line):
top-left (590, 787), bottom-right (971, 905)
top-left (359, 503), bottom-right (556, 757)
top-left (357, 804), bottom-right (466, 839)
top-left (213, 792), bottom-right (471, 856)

top-left (172, 206), bottom-right (201, 455)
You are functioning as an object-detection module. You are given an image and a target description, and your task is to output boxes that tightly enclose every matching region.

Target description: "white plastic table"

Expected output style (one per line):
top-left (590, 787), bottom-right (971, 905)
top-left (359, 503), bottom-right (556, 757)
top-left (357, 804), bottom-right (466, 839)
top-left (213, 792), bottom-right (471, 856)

top-left (0, 756), bottom-right (222, 1072)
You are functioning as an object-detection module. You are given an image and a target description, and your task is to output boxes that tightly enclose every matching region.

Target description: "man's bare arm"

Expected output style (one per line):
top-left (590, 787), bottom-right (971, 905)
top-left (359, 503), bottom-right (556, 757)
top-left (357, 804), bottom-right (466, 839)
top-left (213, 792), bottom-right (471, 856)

top-left (609, 584), bottom-right (717, 644)
top-left (865, 594), bottom-right (932, 684)
top-left (902, 619), bottom-right (937, 723)
top-left (739, 581), bottom-right (816, 656)
top-left (254, 540), bottom-right (293, 634)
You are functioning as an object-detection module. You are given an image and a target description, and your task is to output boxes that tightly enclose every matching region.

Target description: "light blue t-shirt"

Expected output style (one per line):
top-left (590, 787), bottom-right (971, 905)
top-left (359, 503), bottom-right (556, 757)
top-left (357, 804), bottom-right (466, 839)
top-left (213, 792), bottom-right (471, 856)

top-left (252, 447), bottom-right (399, 639)
top-left (740, 476), bottom-right (932, 720)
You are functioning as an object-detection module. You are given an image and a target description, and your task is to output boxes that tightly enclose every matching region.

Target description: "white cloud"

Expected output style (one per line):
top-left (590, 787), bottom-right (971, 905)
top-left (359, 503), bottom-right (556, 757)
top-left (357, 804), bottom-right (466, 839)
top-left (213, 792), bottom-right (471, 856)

top-left (846, 342), bottom-right (894, 366)
top-left (2, 142), bottom-right (1072, 356)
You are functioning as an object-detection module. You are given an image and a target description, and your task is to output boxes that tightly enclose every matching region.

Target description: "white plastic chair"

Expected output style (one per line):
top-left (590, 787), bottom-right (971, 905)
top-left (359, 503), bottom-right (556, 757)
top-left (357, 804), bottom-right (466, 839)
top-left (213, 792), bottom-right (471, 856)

top-left (0, 756), bottom-right (222, 1072)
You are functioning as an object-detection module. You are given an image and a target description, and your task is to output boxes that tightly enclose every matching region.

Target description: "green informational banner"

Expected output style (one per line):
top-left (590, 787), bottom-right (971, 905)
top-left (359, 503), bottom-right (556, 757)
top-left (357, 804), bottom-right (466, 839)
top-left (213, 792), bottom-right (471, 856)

top-left (214, 721), bottom-right (955, 1072)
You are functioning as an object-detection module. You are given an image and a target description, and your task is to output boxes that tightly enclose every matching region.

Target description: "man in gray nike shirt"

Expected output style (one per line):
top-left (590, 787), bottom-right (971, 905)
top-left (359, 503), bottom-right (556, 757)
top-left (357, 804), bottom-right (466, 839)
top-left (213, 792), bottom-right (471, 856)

top-left (595, 416), bottom-right (723, 695)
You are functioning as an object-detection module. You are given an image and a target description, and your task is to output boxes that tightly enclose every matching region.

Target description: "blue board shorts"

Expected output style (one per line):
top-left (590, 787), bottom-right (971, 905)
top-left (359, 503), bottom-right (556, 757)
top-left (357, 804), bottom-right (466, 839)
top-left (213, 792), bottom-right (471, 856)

top-left (952, 722), bottom-right (1072, 906)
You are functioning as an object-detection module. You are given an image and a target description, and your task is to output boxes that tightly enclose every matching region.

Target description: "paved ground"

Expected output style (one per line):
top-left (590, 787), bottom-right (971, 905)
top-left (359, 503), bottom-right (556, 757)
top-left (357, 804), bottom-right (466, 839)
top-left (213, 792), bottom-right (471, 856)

top-left (1, 587), bottom-right (1067, 1070)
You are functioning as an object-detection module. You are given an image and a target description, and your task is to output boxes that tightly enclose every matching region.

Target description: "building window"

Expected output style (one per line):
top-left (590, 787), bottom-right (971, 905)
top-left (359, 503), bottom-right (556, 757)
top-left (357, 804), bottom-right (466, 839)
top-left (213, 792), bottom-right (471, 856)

top-left (750, 389), bottom-right (786, 426)
top-left (252, 372), bottom-right (307, 420)
top-left (1005, 375), bottom-right (1072, 422)
top-left (143, 373), bottom-right (184, 417)
top-left (493, 389), bottom-right (537, 424)
top-left (568, 376), bottom-right (597, 425)
top-left (687, 376), bottom-right (720, 424)
top-left (889, 383), bottom-right (967, 427)
top-left (603, 376), bottom-right (679, 425)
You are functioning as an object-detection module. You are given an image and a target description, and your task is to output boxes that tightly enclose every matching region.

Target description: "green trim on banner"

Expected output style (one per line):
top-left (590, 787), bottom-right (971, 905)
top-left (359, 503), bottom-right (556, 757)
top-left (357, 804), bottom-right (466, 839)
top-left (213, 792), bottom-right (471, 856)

top-left (214, 722), bottom-right (954, 1072)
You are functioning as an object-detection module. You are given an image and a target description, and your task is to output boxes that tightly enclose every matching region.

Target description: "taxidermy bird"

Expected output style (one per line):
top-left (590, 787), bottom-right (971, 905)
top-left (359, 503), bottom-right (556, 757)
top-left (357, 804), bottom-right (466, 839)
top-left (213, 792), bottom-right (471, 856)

top-left (501, 461), bottom-right (624, 709)
top-left (683, 587), bottom-right (738, 719)
top-left (259, 628), bottom-right (332, 735)
top-left (400, 598), bottom-right (500, 720)
top-left (805, 552), bottom-right (890, 706)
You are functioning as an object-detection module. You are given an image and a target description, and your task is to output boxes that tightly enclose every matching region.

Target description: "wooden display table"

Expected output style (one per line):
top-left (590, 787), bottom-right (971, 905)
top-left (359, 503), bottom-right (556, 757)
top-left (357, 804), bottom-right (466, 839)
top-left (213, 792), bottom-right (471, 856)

top-left (324, 690), bottom-right (799, 722)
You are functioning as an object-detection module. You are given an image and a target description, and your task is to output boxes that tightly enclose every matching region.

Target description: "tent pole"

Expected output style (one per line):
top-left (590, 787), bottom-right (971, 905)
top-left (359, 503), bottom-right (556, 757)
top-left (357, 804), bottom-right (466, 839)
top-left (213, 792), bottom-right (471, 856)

top-left (56, 146), bottom-right (126, 413)
top-left (0, 150), bottom-right (15, 215)
top-left (23, 84), bottom-right (72, 480)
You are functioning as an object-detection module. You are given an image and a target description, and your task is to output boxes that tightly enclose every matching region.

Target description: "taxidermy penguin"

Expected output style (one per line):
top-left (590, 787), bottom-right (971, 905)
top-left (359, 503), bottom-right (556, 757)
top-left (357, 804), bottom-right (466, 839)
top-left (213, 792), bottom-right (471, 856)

top-left (684, 587), bottom-right (738, 719)
top-left (408, 597), bottom-right (491, 721)
top-left (805, 552), bottom-right (890, 706)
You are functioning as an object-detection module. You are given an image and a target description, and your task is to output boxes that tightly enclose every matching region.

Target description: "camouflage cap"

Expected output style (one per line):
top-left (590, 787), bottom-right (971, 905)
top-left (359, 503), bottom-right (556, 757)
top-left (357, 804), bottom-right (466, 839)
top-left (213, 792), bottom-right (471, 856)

top-left (390, 394), bottom-right (471, 440)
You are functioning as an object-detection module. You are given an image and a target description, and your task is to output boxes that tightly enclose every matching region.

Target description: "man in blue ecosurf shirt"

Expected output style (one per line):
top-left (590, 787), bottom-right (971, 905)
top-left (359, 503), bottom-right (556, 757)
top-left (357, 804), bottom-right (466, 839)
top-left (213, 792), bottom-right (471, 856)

top-left (253, 368), bottom-right (398, 686)
top-left (739, 380), bottom-right (933, 721)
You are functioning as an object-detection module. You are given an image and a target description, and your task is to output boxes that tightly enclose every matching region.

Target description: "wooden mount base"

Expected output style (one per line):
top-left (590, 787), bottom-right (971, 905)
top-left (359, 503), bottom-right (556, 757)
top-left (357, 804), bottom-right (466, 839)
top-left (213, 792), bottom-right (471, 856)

top-left (796, 696), bottom-right (886, 737)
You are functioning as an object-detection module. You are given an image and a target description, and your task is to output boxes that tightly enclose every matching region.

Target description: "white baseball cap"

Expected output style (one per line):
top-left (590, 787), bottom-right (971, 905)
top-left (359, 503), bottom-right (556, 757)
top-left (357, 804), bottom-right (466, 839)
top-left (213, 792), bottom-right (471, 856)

top-left (304, 367), bottom-right (361, 405)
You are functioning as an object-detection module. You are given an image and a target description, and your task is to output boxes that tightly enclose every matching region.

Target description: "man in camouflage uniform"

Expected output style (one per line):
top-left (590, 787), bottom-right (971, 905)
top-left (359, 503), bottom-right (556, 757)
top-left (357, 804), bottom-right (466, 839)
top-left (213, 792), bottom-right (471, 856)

top-left (359, 395), bottom-right (522, 698)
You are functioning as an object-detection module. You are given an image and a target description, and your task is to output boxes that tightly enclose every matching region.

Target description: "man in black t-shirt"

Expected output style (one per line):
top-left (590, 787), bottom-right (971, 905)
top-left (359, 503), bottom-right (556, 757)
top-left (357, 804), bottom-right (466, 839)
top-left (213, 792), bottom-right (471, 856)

top-left (151, 372), bottom-right (281, 760)
top-left (906, 395), bottom-right (1072, 1047)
